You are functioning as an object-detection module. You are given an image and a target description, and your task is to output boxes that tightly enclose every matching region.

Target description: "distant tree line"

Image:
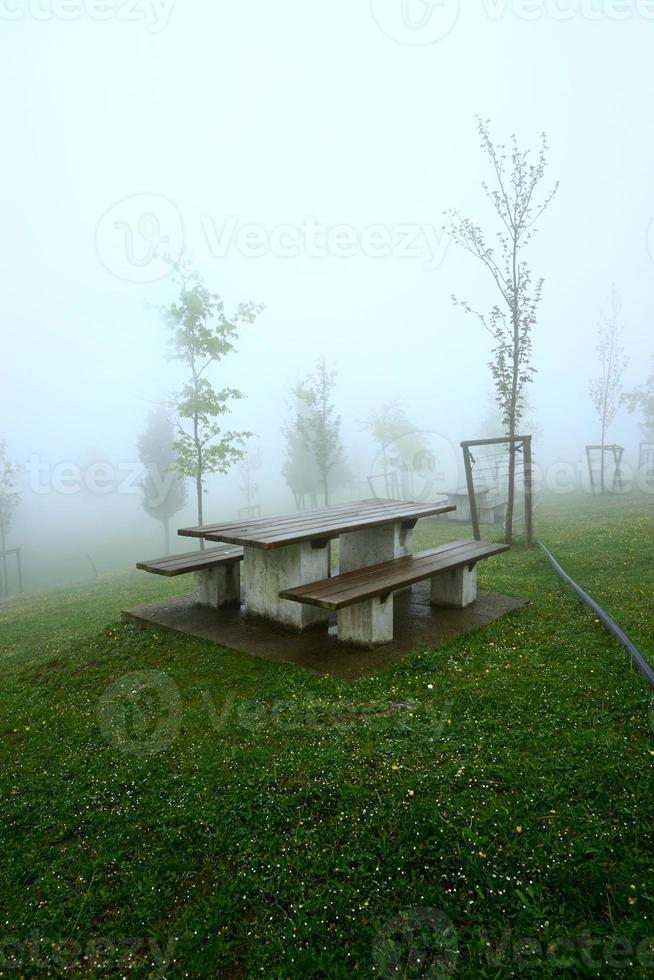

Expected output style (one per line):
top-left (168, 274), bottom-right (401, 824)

top-left (0, 441), bottom-right (21, 597)
top-left (132, 126), bottom-right (652, 552)
top-left (588, 289), bottom-right (628, 493)
top-left (137, 408), bottom-right (187, 554)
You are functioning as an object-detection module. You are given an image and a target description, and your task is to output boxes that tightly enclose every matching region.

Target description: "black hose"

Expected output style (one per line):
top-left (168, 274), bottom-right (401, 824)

top-left (538, 541), bottom-right (654, 691)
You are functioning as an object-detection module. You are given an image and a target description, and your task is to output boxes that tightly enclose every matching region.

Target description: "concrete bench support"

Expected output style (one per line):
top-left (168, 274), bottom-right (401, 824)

top-left (430, 564), bottom-right (477, 609)
top-left (194, 563), bottom-right (241, 608)
top-left (337, 595), bottom-right (394, 647)
top-left (280, 541), bottom-right (508, 647)
top-left (244, 541), bottom-right (329, 631)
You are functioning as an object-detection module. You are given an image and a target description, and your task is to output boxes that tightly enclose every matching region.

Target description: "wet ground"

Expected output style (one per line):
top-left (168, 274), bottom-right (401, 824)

top-left (122, 581), bottom-right (526, 680)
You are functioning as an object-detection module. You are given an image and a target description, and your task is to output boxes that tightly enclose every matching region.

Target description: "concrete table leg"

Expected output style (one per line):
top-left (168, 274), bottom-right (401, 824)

top-left (396, 521), bottom-right (413, 559)
top-left (194, 563), bottom-right (241, 608)
top-left (430, 564), bottom-right (477, 608)
top-left (394, 521), bottom-right (413, 593)
top-left (337, 595), bottom-right (394, 646)
top-left (339, 520), bottom-right (412, 573)
top-left (243, 541), bottom-right (330, 631)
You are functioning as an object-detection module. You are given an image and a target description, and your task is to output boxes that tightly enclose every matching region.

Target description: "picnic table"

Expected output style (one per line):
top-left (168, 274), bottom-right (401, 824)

top-left (178, 498), bottom-right (454, 630)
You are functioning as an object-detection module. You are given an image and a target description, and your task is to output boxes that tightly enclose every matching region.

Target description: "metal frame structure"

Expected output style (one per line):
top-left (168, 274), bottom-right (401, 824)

top-left (367, 470), bottom-right (401, 500)
top-left (584, 444), bottom-right (624, 493)
top-left (638, 441), bottom-right (654, 475)
top-left (460, 435), bottom-right (533, 546)
top-left (0, 546), bottom-right (23, 597)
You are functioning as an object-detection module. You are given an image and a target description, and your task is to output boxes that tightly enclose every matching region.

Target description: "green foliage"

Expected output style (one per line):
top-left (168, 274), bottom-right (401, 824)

top-left (588, 290), bottom-right (629, 493)
top-left (0, 440), bottom-right (20, 597)
top-left (480, 390), bottom-right (542, 441)
top-left (0, 439), bottom-right (20, 539)
top-left (364, 398), bottom-right (411, 462)
top-left (364, 398), bottom-right (430, 478)
top-left (174, 379), bottom-right (249, 475)
top-left (589, 289), bottom-right (628, 441)
top-left (282, 417), bottom-right (322, 504)
top-left (239, 447), bottom-right (263, 512)
top-left (163, 264), bottom-right (263, 521)
top-left (623, 356), bottom-right (654, 439)
top-left (137, 409), bottom-right (187, 518)
top-left (292, 357), bottom-right (342, 505)
top-left (282, 415), bottom-right (354, 508)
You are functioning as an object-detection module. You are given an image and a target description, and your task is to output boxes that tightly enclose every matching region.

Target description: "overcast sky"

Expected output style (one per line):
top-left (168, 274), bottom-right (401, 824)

top-left (2, 0), bottom-right (653, 582)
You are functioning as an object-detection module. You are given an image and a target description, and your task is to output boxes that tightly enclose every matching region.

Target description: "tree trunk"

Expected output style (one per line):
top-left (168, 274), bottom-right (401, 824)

top-left (163, 517), bottom-right (170, 556)
top-left (196, 472), bottom-right (204, 551)
top-left (505, 245), bottom-right (520, 545)
top-left (504, 364), bottom-right (518, 543)
top-left (191, 400), bottom-right (205, 550)
top-left (194, 417), bottom-right (205, 550)
top-left (600, 419), bottom-right (606, 494)
top-left (505, 428), bottom-right (516, 545)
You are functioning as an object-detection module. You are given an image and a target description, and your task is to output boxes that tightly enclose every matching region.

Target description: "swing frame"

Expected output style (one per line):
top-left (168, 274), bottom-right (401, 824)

top-left (460, 435), bottom-right (534, 546)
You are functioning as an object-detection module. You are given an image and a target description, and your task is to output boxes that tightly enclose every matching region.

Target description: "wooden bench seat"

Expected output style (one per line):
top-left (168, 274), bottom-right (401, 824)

top-left (136, 545), bottom-right (243, 576)
top-left (136, 545), bottom-right (243, 608)
top-left (279, 539), bottom-right (509, 646)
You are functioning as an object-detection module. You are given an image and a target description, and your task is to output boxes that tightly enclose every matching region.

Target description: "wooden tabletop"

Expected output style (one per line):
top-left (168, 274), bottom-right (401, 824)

top-left (178, 498), bottom-right (455, 550)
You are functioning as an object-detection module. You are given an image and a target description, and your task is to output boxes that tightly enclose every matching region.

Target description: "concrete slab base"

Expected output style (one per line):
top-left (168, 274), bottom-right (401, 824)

top-left (430, 565), bottom-right (477, 609)
top-left (122, 581), bottom-right (527, 681)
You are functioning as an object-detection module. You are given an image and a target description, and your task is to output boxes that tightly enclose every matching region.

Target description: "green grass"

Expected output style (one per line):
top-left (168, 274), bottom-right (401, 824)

top-left (0, 492), bottom-right (653, 977)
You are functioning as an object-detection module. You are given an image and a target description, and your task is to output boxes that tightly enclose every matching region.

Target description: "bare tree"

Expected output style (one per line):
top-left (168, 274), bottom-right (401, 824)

top-left (589, 289), bottom-right (628, 493)
top-left (238, 446), bottom-right (263, 516)
top-left (364, 399), bottom-right (411, 476)
top-left (363, 399), bottom-right (431, 499)
top-left (445, 118), bottom-right (558, 543)
top-left (282, 417), bottom-right (321, 510)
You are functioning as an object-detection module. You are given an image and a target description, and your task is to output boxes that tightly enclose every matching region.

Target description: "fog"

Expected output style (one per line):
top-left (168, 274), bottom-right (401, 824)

top-left (2, 1), bottom-right (653, 591)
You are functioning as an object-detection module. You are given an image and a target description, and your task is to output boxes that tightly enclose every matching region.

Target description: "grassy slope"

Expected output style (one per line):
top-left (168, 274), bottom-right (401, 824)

top-left (0, 493), bottom-right (652, 977)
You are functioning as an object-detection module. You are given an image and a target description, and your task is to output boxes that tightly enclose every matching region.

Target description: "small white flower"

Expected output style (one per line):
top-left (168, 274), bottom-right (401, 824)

top-left (427, 683), bottom-right (433, 689)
